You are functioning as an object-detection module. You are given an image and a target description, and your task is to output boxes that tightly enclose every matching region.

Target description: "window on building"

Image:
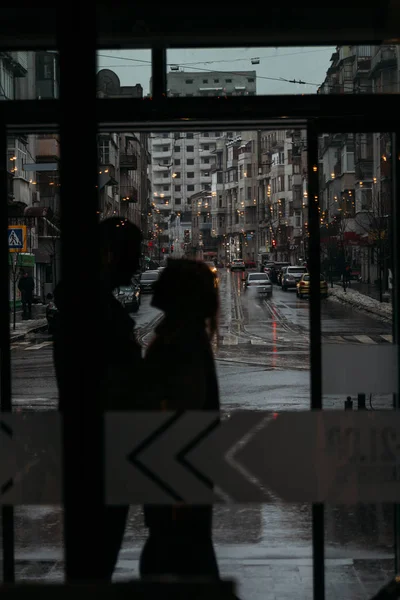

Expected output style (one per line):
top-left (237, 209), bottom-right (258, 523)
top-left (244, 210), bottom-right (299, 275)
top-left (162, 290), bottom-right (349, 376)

top-left (175, 185), bottom-right (181, 192)
top-left (187, 145), bottom-right (194, 152)
top-left (175, 198), bottom-right (181, 204)
top-left (226, 78), bottom-right (232, 83)
top-left (186, 133), bottom-right (194, 139)
top-left (187, 184), bottom-right (195, 191)
top-left (98, 140), bottom-right (110, 164)
top-left (247, 77), bottom-right (255, 82)
top-left (272, 178), bottom-right (277, 193)
top-left (218, 195), bottom-right (223, 208)
top-left (163, 185), bottom-right (170, 191)
top-left (278, 176), bottom-right (285, 192)
top-left (288, 175), bottom-right (292, 189)
top-left (203, 132), bottom-right (209, 137)
top-left (215, 132), bottom-right (221, 137)
top-left (162, 133), bottom-right (169, 138)
top-left (217, 172), bottom-right (223, 184)
top-left (239, 165), bottom-right (243, 179)
top-left (187, 158), bottom-right (194, 165)
top-left (202, 183), bottom-right (211, 191)
top-left (174, 158), bottom-right (180, 165)
top-left (203, 79), bottom-right (208, 83)
top-left (162, 158), bottom-right (169, 165)
top-left (187, 172), bottom-right (195, 178)
top-left (279, 152), bottom-right (284, 164)
top-left (287, 150), bottom-right (293, 164)
top-left (213, 79), bottom-right (219, 83)
top-left (246, 164), bottom-right (252, 177)
top-left (174, 146), bottom-right (180, 152)
top-left (185, 79), bottom-right (193, 84)
top-left (203, 144), bottom-right (210, 150)
top-left (163, 172), bottom-right (169, 178)
top-left (203, 172), bottom-right (210, 177)
top-left (203, 158), bottom-right (210, 164)
top-left (247, 187), bottom-right (252, 200)
top-left (174, 172), bottom-right (181, 178)
top-left (293, 164), bottom-right (300, 174)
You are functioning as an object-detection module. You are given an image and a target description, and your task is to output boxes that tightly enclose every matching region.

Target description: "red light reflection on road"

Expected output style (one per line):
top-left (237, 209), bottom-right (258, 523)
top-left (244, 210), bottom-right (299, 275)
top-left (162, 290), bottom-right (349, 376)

top-left (271, 319), bottom-right (277, 368)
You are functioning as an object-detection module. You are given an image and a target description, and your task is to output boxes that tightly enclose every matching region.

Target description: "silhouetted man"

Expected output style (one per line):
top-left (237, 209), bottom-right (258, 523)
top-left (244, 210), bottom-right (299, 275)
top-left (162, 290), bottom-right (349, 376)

top-left (53, 217), bottom-right (143, 582)
top-left (18, 270), bottom-right (34, 319)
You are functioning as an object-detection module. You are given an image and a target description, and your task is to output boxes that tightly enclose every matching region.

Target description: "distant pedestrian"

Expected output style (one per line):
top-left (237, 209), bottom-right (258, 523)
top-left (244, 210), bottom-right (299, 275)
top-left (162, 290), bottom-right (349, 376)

top-left (139, 259), bottom-right (220, 581)
top-left (18, 270), bottom-right (34, 319)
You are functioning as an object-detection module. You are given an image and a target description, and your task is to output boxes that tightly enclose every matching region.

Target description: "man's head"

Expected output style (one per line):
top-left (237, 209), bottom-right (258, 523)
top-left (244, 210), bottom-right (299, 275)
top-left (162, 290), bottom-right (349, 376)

top-left (98, 218), bottom-right (142, 287)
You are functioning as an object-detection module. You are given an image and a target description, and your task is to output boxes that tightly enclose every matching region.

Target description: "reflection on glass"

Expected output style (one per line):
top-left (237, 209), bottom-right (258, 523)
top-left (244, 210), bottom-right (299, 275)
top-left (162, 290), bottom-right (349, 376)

top-left (319, 131), bottom-right (395, 598)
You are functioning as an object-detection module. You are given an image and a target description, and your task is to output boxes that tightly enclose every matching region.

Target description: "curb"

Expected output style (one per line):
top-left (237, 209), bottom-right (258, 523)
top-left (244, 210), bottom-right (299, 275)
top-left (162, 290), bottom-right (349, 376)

top-left (327, 291), bottom-right (392, 323)
top-left (10, 322), bottom-right (48, 342)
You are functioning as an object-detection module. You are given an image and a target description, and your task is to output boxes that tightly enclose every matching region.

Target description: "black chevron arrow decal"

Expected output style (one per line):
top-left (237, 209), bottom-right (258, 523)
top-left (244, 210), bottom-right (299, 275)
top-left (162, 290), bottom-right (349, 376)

top-left (127, 411), bottom-right (184, 502)
top-left (176, 417), bottom-right (220, 489)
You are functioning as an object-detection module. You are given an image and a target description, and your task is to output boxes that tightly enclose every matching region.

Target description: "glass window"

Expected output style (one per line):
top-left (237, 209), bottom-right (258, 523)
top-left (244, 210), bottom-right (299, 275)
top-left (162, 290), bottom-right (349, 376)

top-left (187, 172), bottom-right (195, 178)
top-left (187, 145), bottom-right (194, 152)
top-left (187, 184), bottom-right (195, 191)
top-left (187, 159), bottom-right (194, 165)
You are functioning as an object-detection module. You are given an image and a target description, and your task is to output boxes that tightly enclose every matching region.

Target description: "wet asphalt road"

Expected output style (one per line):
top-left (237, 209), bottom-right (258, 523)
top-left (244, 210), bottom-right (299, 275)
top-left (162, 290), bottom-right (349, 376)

top-left (7, 270), bottom-right (396, 598)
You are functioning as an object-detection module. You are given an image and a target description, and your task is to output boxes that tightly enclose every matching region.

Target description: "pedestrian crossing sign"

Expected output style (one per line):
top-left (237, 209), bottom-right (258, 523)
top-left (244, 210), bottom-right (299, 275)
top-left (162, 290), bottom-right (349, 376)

top-left (8, 225), bottom-right (27, 252)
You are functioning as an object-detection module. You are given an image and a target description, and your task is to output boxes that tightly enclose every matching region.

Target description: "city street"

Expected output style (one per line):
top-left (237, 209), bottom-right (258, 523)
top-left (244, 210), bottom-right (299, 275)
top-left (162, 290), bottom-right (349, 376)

top-left (6, 269), bottom-right (396, 599)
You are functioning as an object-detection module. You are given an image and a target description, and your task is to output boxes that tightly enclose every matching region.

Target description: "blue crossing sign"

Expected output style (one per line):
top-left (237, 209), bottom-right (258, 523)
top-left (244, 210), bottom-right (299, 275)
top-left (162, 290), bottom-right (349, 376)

top-left (8, 225), bottom-right (27, 252)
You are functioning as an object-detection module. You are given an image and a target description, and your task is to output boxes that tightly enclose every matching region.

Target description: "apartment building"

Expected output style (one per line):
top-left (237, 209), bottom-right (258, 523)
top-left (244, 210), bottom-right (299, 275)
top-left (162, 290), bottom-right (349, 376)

top-left (166, 70), bottom-right (256, 97)
top-left (210, 129), bottom-right (307, 265)
top-left (318, 45), bottom-right (399, 288)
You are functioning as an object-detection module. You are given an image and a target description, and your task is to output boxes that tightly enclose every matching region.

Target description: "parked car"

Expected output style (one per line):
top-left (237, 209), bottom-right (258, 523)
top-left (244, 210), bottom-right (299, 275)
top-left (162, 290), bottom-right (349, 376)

top-left (281, 265), bottom-right (308, 291)
top-left (139, 270), bottom-right (159, 293)
top-left (243, 272), bottom-right (273, 298)
top-left (230, 259), bottom-right (246, 271)
top-left (270, 262), bottom-right (291, 284)
top-left (116, 284), bottom-right (141, 313)
top-left (296, 273), bottom-right (328, 298)
top-left (46, 293), bottom-right (59, 335)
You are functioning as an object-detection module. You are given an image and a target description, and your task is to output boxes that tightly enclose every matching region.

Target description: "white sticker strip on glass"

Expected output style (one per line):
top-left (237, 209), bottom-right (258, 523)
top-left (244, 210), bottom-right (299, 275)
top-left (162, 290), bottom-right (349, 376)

top-left (5, 411), bottom-right (400, 504)
top-left (322, 344), bottom-right (398, 395)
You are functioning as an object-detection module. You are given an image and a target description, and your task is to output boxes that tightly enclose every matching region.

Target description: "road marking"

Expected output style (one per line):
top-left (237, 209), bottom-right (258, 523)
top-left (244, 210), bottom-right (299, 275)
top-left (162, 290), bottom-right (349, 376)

top-left (325, 336), bottom-right (346, 343)
top-left (353, 335), bottom-right (377, 344)
top-left (251, 340), bottom-right (268, 345)
top-left (381, 334), bottom-right (393, 343)
top-left (222, 336), bottom-right (239, 346)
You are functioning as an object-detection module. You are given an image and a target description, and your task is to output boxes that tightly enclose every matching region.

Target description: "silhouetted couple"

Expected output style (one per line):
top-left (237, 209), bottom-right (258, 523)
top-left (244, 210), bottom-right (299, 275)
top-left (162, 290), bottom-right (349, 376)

top-left (53, 217), bottom-right (220, 583)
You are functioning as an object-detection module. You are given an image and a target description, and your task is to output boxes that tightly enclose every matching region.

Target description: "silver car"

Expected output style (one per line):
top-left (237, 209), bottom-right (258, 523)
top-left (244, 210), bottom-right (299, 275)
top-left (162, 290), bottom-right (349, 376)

top-left (281, 266), bottom-right (308, 291)
top-left (244, 272), bottom-right (273, 297)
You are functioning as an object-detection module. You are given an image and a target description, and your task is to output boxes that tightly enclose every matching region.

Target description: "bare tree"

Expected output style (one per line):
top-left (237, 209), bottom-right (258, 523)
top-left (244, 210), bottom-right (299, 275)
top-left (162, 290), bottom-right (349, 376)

top-left (354, 187), bottom-right (390, 302)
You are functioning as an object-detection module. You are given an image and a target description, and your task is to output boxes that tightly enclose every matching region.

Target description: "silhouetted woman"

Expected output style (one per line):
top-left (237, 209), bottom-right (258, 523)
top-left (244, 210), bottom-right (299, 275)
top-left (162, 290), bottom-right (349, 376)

top-left (139, 258), bottom-right (220, 580)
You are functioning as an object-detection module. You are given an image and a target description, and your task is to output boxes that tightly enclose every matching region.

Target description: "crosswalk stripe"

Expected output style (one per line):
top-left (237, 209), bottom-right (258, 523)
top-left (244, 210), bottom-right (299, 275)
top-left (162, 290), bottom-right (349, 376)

top-left (251, 339), bottom-right (268, 345)
top-left (325, 336), bottom-right (346, 343)
top-left (381, 334), bottom-right (393, 343)
top-left (353, 335), bottom-right (377, 344)
top-left (222, 336), bottom-right (238, 346)
top-left (25, 341), bottom-right (53, 350)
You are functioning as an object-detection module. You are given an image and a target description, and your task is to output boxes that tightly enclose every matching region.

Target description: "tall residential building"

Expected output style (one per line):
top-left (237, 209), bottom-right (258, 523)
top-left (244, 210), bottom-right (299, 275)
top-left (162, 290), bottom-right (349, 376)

top-left (149, 71), bottom-right (257, 257)
top-left (318, 45), bottom-right (399, 288)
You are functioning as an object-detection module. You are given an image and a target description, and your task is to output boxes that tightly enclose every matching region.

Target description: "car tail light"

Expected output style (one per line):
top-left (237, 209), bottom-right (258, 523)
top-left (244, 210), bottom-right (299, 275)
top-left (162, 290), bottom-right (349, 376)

top-left (300, 281), bottom-right (306, 286)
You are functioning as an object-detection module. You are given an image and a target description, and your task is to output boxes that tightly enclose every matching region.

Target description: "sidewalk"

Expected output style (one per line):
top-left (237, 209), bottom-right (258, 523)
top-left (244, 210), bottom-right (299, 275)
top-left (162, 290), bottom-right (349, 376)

top-left (328, 284), bottom-right (392, 322)
top-left (345, 281), bottom-right (390, 303)
top-left (10, 317), bottom-right (48, 341)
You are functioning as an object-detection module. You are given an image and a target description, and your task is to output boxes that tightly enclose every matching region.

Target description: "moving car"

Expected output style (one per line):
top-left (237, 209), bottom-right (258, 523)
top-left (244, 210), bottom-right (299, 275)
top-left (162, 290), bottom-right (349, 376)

top-left (281, 265), bottom-right (308, 291)
top-left (270, 262), bottom-right (291, 284)
top-left (230, 258), bottom-right (246, 272)
top-left (243, 272), bottom-right (273, 297)
top-left (139, 270), bottom-right (159, 293)
top-left (244, 259), bottom-right (256, 269)
top-left (296, 273), bottom-right (328, 298)
top-left (205, 261), bottom-right (218, 275)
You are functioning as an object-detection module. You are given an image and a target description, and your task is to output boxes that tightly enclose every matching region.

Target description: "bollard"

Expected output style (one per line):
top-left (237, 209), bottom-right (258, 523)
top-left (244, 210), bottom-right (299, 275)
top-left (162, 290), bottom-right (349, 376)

top-left (357, 393), bottom-right (366, 410)
top-left (344, 396), bottom-right (353, 410)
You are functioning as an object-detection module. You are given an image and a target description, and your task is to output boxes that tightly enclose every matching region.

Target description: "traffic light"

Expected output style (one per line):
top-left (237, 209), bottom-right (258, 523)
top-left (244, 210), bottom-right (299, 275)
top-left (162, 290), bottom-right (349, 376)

top-left (272, 239), bottom-right (276, 248)
top-left (170, 245), bottom-right (174, 253)
top-left (162, 248), bottom-right (165, 253)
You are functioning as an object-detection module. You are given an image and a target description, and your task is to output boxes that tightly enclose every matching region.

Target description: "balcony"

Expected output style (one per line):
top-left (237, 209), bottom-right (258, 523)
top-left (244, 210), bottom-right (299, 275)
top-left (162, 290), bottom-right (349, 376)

top-left (292, 173), bottom-right (302, 187)
top-left (120, 185), bottom-right (138, 203)
top-left (36, 137), bottom-right (60, 159)
top-left (120, 153), bottom-right (138, 170)
top-left (292, 186), bottom-right (303, 209)
top-left (152, 149), bottom-right (172, 159)
top-left (355, 160), bottom-right (373, 181)
top-left (371, 46), bottom-right (397, 74)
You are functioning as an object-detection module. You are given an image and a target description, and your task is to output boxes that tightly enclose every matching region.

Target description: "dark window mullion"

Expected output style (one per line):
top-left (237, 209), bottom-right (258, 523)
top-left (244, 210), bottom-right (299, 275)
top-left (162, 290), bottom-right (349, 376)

top-left (307, 121), bottom-right (325, 600)
top-left (151, 47), bottom-right (167, 100)
top-left (58, 12), bottom-right (104, 582)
